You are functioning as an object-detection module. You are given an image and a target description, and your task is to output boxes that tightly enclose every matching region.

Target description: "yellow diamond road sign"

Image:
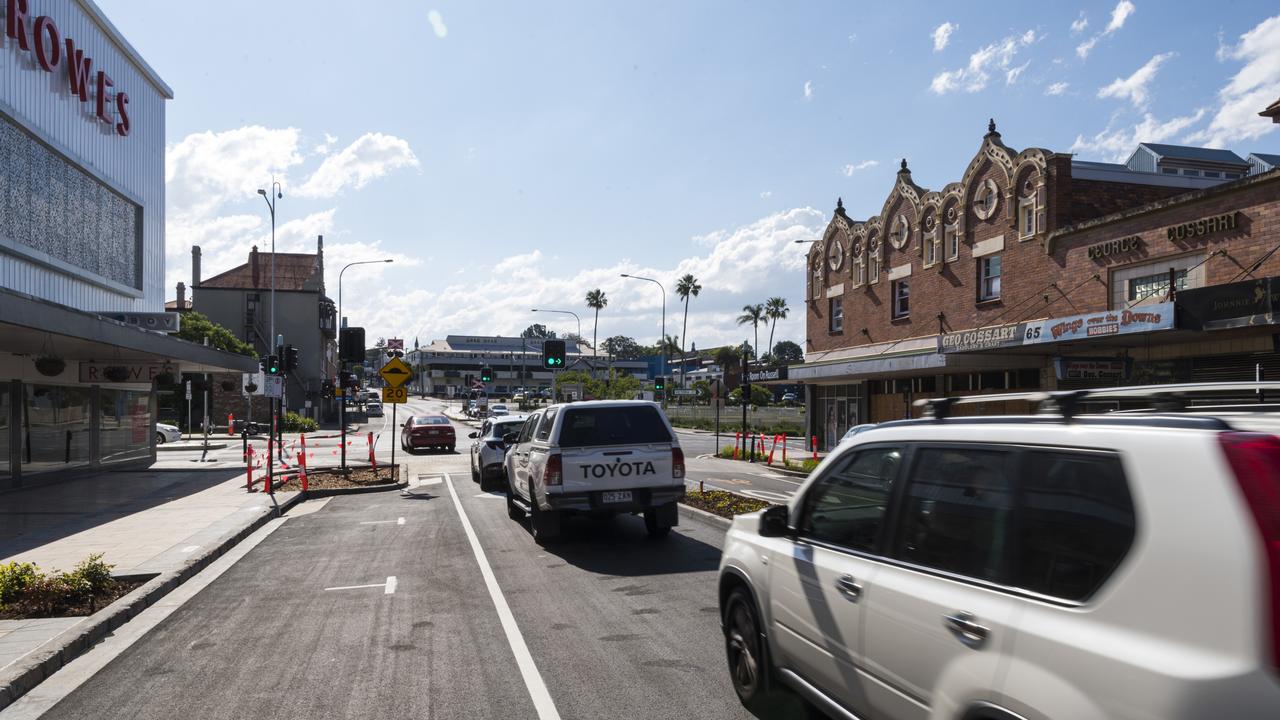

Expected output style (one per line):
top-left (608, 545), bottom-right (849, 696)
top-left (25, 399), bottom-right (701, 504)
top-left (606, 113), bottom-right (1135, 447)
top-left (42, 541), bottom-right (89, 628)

top-left (380, 357), bottom-right (412, 387)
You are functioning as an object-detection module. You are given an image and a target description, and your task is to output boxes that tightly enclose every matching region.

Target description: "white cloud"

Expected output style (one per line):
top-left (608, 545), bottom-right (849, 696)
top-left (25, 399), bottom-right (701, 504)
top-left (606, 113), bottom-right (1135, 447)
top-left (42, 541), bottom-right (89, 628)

top-left (427, 10), bottom-right (448, 38)
top-left (1077, 1), bottom-right (1136, 59)
top-left (932, 22), bottom-right (957, 52)
top-left (1097, 52), bottom-right (1173, 109)
top-left (1006, 61), bottom-right (1031, 85)
top-left (165, 126), bottom-right (303, 217)
top-left (1069, 109), bottom-right (1207, 162)
top-left (803, 80), bottom-right (814, 99)
top-left (841, 160), bottom-right (879, 176)
top-left (1071, 12), bottom-right (1089, 35)
top-left (314, 133), bottom-right (338, 155)
top-left (1106, 1), bottom-right (1136, 34)
top-left (759, 191), bottom-right (772, 199)
top-left (296, 132), bottom-right (420, 198)
top-left (930, 29), bottom-right (1039, 94)
top-left (1186, 15), bottom-right (1280, 147)
top-left (1045, 81), bottom-right (1069, 96)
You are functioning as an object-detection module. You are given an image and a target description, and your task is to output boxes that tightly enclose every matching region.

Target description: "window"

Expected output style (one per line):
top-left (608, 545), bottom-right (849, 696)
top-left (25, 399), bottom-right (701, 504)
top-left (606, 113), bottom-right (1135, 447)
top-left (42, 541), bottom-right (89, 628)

top-left (1019, 197), bottom-right (1036, 238)
top-left (889, 215), bottom-right (910, 250)
top-left (973, 179), bottom-right (999, 220)
top-left (924, 233), bottom-right (938, 266)
top-left (869, 238), bottom-right (882, 281)
top-left (557, 406), bottom-right (671, 447)
top-left (944, 224), bottom-right (959, 261)
top-left (895, 447), bottom-right (1014, 582)
top-left (979, 255), bottom-right (1001, 301)
top-left (1161, 167), bottom-right (1179, 174)
top-left (1226, 173), bottom-right (1241, 179)
top-left (1202, 170), bottom-right (1220, 178)
top-left (1015, 451), bottom-right (1135, 601)
top-left (798, 447), bottom-right (902, 552)
top-left (1127, 269), bottom-right (1187, 302)
top-left (517, 413), bottom-right (540, 443)
top-left (535, 408), bottom-right (558, 440)
top-left (811, 261), bottom-right (822, 300)
top-left (1181, 168), bottom-right (1200, 177)
top-left (892, 280), bottom-right (909, 318)
top-left (829, 297), bottom-right (844, 332)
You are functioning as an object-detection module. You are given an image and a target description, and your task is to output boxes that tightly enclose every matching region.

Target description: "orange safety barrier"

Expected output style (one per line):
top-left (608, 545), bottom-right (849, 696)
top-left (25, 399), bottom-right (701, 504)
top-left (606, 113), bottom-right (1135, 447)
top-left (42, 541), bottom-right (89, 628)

top-left (267, 437), bottom-right (275, 493)
top-left (227, 413), bottom-right (235, 436)
top-left (733, 432), bottom-right (741, 460)
top-left (368, 432), bottom-right (377, 471)
top-left (811, 435), bottom-right (818, 461)
top-left (299, 435), bottom-right (309, 492)
top-left (246, 445), bottom-right (255, 492)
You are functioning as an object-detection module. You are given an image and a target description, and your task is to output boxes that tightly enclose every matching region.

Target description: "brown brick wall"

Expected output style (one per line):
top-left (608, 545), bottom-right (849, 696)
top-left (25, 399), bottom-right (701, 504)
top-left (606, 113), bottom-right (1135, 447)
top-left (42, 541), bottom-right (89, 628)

top-left (1067, 179), bottom-right (1187, 224)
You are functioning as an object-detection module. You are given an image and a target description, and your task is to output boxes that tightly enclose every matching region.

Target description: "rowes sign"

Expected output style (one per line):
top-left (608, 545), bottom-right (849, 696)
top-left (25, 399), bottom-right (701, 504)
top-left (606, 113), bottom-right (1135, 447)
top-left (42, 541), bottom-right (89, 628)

top-left (3, 0), bottom-right (133, 136)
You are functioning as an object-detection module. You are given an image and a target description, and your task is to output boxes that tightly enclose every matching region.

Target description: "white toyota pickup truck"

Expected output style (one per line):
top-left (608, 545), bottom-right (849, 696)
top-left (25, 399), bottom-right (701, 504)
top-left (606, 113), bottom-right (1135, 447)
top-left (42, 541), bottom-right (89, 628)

top-left (502, 400), bottom-right (685, 542)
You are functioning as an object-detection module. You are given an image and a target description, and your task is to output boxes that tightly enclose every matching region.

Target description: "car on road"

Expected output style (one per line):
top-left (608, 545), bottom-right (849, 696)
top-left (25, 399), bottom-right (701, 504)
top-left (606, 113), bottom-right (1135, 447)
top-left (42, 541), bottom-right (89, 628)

top-left (717, 382), bottom-right (1280, 720)
top-left (155, 422), bottom-right (181, 444)
top-left (539, 388), bottom-right (552, 400)
top-left (400, 414), bottom-right (456, 453)
top-left (511, 392), bottom-right (526, 402)
top-left (469, 415), bottom-right (528, 491)
top-left (779, 392), bottom-right (797, 405)
top-left (838, 422), bottom-right (875, 444)
top-left (503, 400), bottom-right (685, 543)
top-left (489, 403), bottom-right (511, 417)
top-left (365, 401), bottom-right (384, 417)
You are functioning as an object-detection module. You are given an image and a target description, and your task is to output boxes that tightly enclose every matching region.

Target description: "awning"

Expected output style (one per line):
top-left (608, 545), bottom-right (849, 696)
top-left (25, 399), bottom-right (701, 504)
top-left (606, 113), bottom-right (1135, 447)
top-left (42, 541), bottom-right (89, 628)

top-left (0, 288), bottom-right (257, 374)
top-left (791, 349), bottom-right (1040, 383)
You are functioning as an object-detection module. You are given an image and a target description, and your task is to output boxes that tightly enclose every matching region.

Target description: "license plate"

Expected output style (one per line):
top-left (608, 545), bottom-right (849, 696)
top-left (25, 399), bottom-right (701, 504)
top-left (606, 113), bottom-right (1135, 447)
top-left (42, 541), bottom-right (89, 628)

top-left (601, 491), bottom-right (633, 504)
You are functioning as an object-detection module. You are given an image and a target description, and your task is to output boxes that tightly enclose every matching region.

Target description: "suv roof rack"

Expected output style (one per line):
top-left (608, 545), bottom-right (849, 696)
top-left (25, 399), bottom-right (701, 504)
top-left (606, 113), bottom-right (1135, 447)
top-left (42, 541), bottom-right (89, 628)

top-left (915, 381), bottom-right (1280, 421)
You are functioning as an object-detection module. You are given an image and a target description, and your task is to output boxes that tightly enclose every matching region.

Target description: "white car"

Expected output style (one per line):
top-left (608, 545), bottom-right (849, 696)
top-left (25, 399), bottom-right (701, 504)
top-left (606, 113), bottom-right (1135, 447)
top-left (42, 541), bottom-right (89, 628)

top-left (155, 422), bottom-right (181, 444)
top-left (718, 382), bottom-right (1280, 720)
top-left (504, 400), bottom-right (685, 542)
top-left (365, 401), bottom-right (384, 417)
top-left (469, 415), bottom-right (527, 491)
top-left (489, 403), bottom-right (510, 417)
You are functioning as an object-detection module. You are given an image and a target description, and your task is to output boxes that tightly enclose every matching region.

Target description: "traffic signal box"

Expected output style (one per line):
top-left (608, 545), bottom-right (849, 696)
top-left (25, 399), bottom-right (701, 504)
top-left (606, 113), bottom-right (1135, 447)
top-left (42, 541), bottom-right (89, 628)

top-left (285, 345), bottom-right (300, 372)
top-left (543, 339), bottom-right (566, 368)
top-left (654, 375), bottom-right (666, 400)
top-left (480, 366), bottom-right (493, 383)
top-left (261, 354), bottom-right (280, 375)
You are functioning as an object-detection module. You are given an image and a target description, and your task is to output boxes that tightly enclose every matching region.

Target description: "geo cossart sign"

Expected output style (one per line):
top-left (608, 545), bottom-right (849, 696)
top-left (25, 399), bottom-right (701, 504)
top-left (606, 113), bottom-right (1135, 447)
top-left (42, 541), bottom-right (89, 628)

top-left (3, 0), bottom-right (133, 136)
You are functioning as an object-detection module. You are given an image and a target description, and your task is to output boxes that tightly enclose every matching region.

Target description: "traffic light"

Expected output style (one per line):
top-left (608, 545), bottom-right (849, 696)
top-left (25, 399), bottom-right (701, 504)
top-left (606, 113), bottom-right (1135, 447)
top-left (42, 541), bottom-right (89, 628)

top-left (480, 366), bottom-right (493, 383)
top-left (654, 376), bottom-right (665, 391)
top-left (339, 370), bottom-right (356, 389)
top-left (542, 339), bottom-right (566, 368)
top-left (339, 327), bottom-right (365, 363)
top-left (259, 355), bottom-right (270, 374)
top-left (264, 354), bottom-right (280, 375)
top-left (285, 345), bottom-right (300, 372)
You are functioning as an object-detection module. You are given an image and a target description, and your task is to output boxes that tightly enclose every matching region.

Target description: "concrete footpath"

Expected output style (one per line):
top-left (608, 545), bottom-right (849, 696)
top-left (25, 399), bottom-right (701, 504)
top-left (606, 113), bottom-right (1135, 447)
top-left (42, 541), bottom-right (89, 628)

top-left (0, 466), bottom-right (299, 709)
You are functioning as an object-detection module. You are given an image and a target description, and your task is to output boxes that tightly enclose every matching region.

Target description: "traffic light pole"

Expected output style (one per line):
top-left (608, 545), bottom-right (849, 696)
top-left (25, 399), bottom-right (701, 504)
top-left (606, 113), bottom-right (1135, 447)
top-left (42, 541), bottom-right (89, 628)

top-left (340, 363), bottom-right (348, 472)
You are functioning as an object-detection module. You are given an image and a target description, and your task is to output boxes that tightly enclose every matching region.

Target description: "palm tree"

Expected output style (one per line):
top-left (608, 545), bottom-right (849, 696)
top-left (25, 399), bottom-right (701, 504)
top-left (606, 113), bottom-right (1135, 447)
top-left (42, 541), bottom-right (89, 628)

top-left (675, 274), bottom-right (702, 387)
top-left (736, 303), bottom-right (765, 364)
top-left (764, 296), bottom-right (789, 362)
top-left (585, 288), bottom-right (608, 355)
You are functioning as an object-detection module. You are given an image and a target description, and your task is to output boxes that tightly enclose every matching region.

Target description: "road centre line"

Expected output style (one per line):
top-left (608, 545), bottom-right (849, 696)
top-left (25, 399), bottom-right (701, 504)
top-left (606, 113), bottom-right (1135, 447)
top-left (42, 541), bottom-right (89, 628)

top-left (358, 517), bottom-right (406, 525)
top-left (444, 473), bottom-right (562, 720)
top-left (324, 576), bottom-right (396, 593)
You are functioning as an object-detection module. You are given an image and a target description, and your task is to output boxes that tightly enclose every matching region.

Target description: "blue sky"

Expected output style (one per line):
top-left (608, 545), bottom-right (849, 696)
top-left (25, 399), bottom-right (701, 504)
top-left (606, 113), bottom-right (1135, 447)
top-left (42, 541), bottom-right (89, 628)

top-left (98, 0), bottom-right (1280, 353)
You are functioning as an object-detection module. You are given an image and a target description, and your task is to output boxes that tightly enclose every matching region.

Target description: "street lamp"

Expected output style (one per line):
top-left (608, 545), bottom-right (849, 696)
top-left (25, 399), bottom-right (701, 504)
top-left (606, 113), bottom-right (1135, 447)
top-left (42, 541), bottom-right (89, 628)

top-left (256, 182), bottom-right (283, 352)
top-left (337, 258), bottom-right (393, 471)
top-left (620, 273), bottom-right (666, 405)
top-left (530, 308), bottom-right (582, 339)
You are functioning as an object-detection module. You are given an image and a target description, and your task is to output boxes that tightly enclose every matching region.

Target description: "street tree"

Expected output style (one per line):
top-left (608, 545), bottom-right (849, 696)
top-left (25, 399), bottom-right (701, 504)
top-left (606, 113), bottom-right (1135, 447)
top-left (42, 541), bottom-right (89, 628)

top-left (585, 288), bottom-right (608, 353)
top-left (602, 335), bottom-right (642, 359)
top-left (175, 312), bottom-right (256, 357)
top-left (675, 273), bottom-right (701, 385)
top-left (565, 332), bottom-right (591, 350)
top-left (764, 297), bottom-right (789, 362)
top-left (521, 324), bottom-right (556, 339)
top-left (736, 304), bottom-right (765, 363)
top-left (713, 344), bottom-right (741, 369)
top-left (772, 340), bottom-right (804, 365)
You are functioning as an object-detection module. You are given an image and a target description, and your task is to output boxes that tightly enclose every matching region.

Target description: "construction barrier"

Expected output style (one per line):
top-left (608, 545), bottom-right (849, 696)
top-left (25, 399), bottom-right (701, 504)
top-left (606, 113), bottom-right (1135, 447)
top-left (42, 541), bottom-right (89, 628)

top-left (267, 437), bottom-right (275, 494)
top-left (811, 435), bottom-right (818, 461)
top-left (299, 434), bottom-right (309, 492)
top-left (246, 445), bottom-right (255, 492)
top-left (733, 432), bottom-right (741, 460)
top-left (781, 434), bottom-right (788, 464)
top-left (368, 432), bottom-right (377, 471)
top-left (227, 413), bottom-right (235, 436)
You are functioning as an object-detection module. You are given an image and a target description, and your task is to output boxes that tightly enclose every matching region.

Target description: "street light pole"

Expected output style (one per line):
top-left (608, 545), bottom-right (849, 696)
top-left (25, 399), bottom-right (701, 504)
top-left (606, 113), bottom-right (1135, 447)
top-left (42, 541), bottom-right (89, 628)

top-left (337, 258), bottom-right (393, 471)
top-left (620, 273), bottom-right (666, 407)
top-left (257, 182), bottom-right (282, 476)
top-left (530, 308), bottom-right (582, 339)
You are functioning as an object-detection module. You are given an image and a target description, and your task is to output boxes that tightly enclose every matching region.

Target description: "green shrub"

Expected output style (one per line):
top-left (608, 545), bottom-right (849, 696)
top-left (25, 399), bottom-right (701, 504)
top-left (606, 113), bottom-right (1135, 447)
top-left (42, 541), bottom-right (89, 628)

top-left (66, 554), bottom-right (116, 597)
top-left (283, 412), bottom-right (319, 433)
top-left (0, 561), bottom-right (40, 607)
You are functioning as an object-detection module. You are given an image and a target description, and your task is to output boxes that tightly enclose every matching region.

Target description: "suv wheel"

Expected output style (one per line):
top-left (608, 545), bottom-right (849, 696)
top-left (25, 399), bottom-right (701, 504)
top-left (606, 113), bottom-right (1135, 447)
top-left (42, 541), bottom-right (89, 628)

top-left (724, 587), bottom-right (779, 712)
top-left (528, 480), bottom-right (561, 543)
top-left (506, 473), bottom-right (525, 520)
top-left (471, 460), bottom-right (481, 484)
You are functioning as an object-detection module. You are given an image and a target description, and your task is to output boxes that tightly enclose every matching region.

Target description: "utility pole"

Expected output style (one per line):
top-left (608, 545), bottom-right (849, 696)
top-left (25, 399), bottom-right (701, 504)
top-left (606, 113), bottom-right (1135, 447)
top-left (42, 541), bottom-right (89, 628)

top-left (742, 341), bottom-right (751, 462)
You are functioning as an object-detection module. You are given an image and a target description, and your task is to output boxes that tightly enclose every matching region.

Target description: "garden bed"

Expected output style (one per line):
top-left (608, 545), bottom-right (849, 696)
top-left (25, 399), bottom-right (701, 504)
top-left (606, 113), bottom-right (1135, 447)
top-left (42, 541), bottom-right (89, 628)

top-left (274, 465), bottom-right (400, 491)
top-left (0, 556), bottom-right (153, 620)
top-left (680, 490), bottom-right (774, 519)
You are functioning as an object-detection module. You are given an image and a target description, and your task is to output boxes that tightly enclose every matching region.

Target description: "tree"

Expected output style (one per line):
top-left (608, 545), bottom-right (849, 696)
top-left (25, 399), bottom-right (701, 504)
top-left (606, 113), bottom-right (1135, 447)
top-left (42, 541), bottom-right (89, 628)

top-left (728, 384), bottom-right (772, 407)
top-left (772, 340), bottom-right (804, 365)
top-left (585, 288), bottom-right (608, 354)
top-left (521, 324), bottom-right (556, 339)
top-left (602, 335), bottom-right (642, 359)
top-left (764, 297), bottom-right (789, 362)
top-left (175, 312), bottom-right (256, 357)
top-left (661, 334), bottom-right (681, 360)
top-left (675, 273), bottom-right (701, 385)
top-left (736, 304), bottom-right (765, 363)
top-left (564, 332), bottom-right (591, 350)
top-left (713, 345), bottom-right (741, 369)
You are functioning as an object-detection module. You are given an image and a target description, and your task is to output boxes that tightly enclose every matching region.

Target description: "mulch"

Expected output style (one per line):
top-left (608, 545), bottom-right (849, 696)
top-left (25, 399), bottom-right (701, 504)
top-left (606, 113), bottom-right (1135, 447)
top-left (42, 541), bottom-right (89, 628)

top-left (274, 465), bottom-right (400, 492)
top-left (680, 490), bottom-right (774, 519)
top-left (0, 577), bottom-right (150, 620)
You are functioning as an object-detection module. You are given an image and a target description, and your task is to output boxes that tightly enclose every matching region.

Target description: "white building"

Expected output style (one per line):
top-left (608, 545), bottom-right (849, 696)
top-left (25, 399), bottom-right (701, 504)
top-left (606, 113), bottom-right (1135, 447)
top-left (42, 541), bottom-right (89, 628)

top-left (1, 0), bottom-right (255, 485)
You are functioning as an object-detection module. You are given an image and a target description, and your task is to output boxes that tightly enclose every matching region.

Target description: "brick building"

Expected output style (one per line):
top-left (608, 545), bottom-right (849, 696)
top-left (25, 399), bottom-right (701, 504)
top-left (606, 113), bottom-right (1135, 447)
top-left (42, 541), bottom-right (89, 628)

top-left (797, 121), bottom-right (1280, 449)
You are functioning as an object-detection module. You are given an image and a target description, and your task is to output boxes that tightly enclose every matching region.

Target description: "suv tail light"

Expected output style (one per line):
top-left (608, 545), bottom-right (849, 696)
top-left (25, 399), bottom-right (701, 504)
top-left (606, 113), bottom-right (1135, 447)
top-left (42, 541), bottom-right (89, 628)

top-left (544, 453), bottom-right (563, 486)
top-left (672, 447), bottom-right (685, 479)
top-left (1218, 432), bottom-right (1280, 674)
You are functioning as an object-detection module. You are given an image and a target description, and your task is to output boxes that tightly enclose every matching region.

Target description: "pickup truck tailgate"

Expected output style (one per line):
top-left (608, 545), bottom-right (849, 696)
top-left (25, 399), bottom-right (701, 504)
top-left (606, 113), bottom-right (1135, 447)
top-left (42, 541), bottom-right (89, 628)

top-left (560, 443), bottom-right (677, 492)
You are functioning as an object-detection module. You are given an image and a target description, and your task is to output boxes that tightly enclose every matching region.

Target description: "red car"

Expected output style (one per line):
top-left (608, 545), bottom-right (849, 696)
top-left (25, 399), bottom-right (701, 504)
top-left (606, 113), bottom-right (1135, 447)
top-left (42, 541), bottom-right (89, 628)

top-left (400, 414), bottom-right (456, 453)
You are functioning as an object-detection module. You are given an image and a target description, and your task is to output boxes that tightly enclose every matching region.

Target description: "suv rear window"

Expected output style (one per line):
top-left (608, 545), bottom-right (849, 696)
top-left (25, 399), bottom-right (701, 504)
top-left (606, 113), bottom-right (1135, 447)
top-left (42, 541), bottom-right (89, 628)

top-left (535, 408), bottom-right (558, 441)
top-left (557, 406), bottom-right (672, 447)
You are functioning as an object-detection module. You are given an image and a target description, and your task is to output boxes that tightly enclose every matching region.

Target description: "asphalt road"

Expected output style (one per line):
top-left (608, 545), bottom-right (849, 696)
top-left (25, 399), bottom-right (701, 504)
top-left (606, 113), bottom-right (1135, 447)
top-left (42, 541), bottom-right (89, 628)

top-left (25, 410), bottom-right (809, 720)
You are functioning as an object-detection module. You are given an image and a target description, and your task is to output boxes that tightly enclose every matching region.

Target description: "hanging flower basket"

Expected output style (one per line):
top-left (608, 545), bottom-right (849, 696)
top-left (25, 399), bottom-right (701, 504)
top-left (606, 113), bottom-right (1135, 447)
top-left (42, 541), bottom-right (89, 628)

top-left (103, 366), bottom-right (130, 383)
top-left (34, 356), bottom-right (66, 377)
top-left (220, 380), bottom-right (236, 392)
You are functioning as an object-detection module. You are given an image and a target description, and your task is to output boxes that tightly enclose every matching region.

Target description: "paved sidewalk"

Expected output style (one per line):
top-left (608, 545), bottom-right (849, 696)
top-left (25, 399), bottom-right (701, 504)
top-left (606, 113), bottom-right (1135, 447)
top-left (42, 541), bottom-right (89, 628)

top-left (0, 467), bottom-right (295, 679)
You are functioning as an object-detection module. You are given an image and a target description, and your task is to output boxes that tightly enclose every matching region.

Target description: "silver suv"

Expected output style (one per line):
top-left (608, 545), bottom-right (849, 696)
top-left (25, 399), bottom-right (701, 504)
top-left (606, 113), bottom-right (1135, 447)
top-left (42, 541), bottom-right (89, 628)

top-left (503, 400), bottom-right (685, 543)
top-left (718, 383), bottom-right (1280, 719)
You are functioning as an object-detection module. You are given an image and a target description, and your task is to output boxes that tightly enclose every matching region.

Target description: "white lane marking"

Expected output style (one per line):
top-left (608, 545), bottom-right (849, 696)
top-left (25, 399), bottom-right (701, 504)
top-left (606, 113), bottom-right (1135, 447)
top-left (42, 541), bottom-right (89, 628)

top-left (444, 473), bottom-right (562, 720)
top-left (398, 516), bottom-right (405, 525)
top-left (324, 581), bottom-right (390, 592)
top-left (359, 519), bottom-right (403, 525)
top-left (1, 516), bottom-right (288, 718)
top-left (740, 488), bottom-right (794, 503)
top-left (474, 493), bottom-right (506, 499)
top-left (415, 475), bottom-right (443, 486)
top-left (385, 576), bottom-right (398, 595)
top-left (181, 545), bottom-right (200, 553)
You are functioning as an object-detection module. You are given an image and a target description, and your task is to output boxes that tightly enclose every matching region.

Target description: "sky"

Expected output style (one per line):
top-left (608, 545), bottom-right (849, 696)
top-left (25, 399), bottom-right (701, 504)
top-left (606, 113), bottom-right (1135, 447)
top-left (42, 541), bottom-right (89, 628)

top-left (97, 0), bottom-right (1280, 355)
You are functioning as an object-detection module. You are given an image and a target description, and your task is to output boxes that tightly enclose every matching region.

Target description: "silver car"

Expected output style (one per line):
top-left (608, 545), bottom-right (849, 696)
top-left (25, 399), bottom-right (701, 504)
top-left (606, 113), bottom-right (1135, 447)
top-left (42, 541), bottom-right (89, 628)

top-left (469, 415), bottom-right (527, 491)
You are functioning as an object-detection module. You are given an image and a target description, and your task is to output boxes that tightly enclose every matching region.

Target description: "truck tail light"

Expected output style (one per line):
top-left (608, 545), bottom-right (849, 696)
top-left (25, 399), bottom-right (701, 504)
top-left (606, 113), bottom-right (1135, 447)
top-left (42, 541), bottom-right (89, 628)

top-left (1219, 432), bottom-right (1280, 675)
top-left (544, 453), bottom-right (563, 486)
top-left (672, 447), bottom-right (685, 479)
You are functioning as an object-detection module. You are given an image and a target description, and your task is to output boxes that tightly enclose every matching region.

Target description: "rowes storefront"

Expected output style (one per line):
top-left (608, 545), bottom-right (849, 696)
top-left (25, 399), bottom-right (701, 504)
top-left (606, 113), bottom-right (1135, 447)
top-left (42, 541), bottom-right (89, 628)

top-left (1, 0), bottom-right (255, 487)
top-left (798, 122), bottom-right (1280, 449)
